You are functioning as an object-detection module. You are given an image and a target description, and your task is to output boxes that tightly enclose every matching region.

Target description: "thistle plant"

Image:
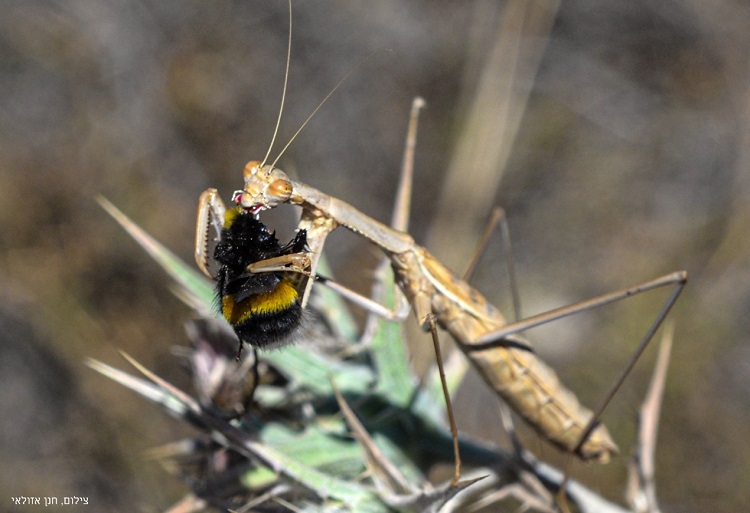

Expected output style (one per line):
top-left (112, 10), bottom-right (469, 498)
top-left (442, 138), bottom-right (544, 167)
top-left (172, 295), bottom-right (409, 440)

top-left (89, 198), bottom-right (664, 513)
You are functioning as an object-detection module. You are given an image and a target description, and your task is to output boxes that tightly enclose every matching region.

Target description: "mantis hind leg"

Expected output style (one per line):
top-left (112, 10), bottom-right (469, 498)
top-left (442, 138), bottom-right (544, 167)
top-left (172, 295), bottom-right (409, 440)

top-left (388, 97), bottom-right (466, 483)
top-left (462, 206), bottom-right (522, 322)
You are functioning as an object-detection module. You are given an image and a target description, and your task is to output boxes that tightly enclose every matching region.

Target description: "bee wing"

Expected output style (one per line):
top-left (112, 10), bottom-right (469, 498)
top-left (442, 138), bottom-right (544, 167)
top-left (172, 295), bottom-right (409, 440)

top-left (226, 273), bottom-right (280, 302)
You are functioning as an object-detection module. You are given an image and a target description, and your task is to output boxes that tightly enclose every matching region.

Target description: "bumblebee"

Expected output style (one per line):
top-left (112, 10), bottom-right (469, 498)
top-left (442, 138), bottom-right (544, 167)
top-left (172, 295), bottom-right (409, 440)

top-left (213, 205), bottom-right (309, 357)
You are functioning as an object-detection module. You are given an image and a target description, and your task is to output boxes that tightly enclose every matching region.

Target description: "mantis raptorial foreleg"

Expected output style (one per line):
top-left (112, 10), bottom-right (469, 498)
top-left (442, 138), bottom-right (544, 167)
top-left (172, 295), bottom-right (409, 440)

top-left (195, 188), bottom-right (227, 279)
top-left (196, 182), bottom-right (409, 322)
top-left (195, 189), bottom-right (313, 281)
top-left (245, 254), bottom-right (313, 277)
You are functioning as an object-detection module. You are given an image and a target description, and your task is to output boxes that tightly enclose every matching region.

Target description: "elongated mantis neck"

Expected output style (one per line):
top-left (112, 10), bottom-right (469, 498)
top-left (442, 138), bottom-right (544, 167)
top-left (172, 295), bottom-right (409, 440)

top-left (290, 181), bottom-right (415, 255)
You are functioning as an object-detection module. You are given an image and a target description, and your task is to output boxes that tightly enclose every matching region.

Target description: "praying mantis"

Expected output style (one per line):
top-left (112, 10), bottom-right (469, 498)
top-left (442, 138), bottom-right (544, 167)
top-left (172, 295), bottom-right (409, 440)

top-left (194, 2), bottom-right (687, 487)
top-left (195, 103), bottom-right (686, 484)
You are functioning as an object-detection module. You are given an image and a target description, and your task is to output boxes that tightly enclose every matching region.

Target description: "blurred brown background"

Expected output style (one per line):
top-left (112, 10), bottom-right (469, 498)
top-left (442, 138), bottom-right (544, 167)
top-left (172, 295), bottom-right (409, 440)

top-left (1, 1), bottom-right (748, 511)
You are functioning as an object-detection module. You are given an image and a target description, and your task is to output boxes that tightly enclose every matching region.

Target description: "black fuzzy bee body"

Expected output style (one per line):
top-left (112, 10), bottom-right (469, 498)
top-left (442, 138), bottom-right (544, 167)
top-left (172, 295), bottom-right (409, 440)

top-left (214, 207), bottom-right (307, 354)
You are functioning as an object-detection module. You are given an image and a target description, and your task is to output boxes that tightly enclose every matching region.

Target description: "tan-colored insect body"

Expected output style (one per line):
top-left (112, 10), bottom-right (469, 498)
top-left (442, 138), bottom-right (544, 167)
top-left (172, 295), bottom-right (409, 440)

top-left (397, 246), bottom-right (617, 462)
top-left (238, 161), bottom-right (618, 463)
top-left (195, 3), bottom-right (688, 490)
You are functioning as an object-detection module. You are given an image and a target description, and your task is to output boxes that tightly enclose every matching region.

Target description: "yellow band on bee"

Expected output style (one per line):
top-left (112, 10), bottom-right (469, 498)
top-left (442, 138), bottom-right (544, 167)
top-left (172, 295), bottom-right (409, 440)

top-left (222, 278), bottom-right (299, 325)
top-left (223, 206), bottom-right (243, 229)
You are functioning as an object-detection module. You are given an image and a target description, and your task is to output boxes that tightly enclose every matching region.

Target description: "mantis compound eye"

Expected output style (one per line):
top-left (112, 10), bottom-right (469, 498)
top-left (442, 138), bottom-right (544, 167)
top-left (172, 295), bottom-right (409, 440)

top-left (268, 179), bottom-right (293, 202)
top-left (242, 161), bottom-right (262, 180)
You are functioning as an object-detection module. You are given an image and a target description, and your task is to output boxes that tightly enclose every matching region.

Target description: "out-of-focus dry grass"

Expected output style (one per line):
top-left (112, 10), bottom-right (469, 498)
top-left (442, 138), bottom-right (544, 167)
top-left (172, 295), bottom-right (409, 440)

top-left (1, 1), bottom-right (748, 511)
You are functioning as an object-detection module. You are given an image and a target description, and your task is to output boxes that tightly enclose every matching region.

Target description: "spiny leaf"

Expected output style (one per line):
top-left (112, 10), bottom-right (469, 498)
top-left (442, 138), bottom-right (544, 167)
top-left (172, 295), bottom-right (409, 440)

top-left (97, 196), bottom-right (214, 310)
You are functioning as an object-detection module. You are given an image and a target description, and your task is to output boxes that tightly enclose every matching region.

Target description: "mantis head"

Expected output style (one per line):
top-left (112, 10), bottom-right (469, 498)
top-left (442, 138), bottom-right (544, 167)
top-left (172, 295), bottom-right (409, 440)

top-left (239, 161), bottom-right (294, 213)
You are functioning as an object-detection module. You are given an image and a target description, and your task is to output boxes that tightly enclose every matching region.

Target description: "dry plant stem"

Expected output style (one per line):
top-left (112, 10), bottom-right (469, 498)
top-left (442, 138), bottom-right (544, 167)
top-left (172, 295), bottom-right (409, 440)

top-left (428, 0), bottom-right (560, 269)
top-left (626, 322), bottom-right (674, 513)
top-left (88, 351), bottom-right (631, 513)
top-left (498, 403), bottom-right (523, 458)
top-left (473, 479), bottom-right (555, 513)
top-left (556, 458), bottom-right (575, 513)
top-left (331, 380), bottom-right (414, 494)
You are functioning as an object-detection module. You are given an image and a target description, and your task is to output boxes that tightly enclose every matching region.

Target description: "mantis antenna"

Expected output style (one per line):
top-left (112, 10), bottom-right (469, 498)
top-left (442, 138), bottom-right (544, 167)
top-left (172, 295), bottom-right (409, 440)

top-left (270, 49), bottom-right (390, 170)
top-left (260, 0), bottom-right (293, 169)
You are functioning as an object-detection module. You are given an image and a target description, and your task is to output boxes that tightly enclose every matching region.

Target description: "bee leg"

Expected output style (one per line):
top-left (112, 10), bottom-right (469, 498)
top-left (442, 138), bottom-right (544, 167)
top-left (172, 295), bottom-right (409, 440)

top-left (235, 340), bottom-right (244, 362)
